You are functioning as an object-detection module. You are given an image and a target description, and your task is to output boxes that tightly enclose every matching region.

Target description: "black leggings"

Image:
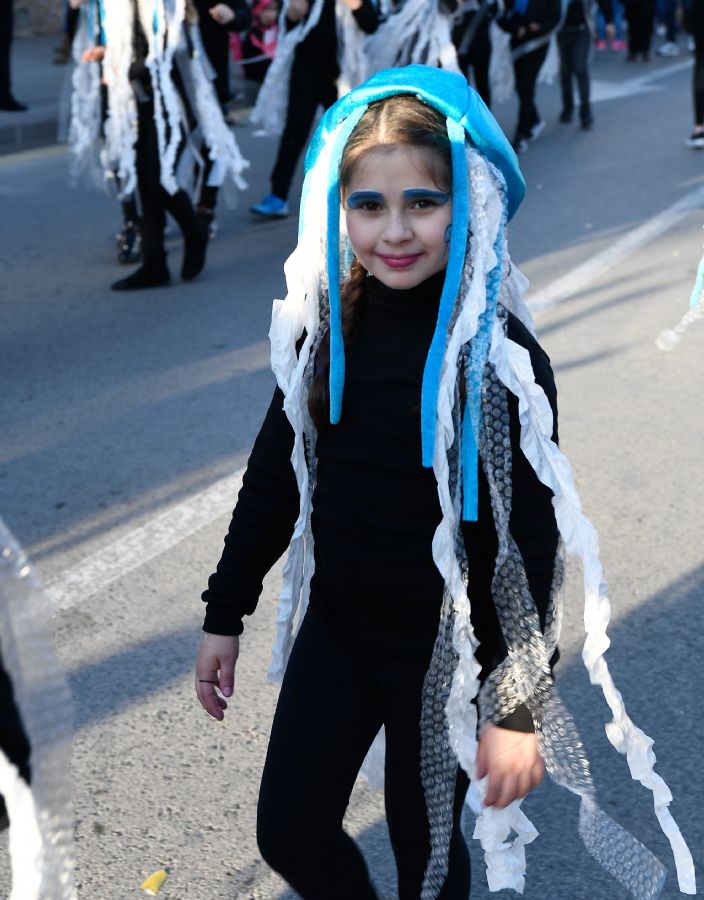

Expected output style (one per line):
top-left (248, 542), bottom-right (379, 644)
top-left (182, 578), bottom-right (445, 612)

top-left (270, 58), bottom-right (338, 201)
top-left (514, 44), bottom-right (549, 138)
top-left (135, 98), bottom-right (200, 264)
top-left (257, 607), bottom-right (471, 899)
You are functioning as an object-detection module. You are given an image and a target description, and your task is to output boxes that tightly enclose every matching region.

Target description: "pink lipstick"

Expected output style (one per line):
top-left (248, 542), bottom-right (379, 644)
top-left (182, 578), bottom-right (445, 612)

top-left (378, 253), bottom-right (422, 269)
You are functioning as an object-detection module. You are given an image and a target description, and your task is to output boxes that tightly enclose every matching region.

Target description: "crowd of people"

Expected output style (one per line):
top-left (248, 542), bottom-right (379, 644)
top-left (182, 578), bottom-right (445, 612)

top-left (2, 0), bottom-right (701, 279)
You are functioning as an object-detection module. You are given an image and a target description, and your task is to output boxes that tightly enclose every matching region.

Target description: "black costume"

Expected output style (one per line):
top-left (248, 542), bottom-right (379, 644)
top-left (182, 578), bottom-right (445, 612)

top-left (202, 273), bottom-right (559, 895)
top-left (269, 0), bottom-right (379, 202)
top-left (498, 0), bottom-right (562, 144)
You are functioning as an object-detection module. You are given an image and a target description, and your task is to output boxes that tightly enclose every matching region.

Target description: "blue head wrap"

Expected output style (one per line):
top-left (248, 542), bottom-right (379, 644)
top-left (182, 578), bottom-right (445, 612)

top-left (304, 65), bottom-right (525, 520)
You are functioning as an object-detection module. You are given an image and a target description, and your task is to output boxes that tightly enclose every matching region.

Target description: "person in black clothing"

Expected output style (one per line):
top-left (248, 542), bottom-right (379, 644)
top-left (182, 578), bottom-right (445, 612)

top-left (452, 0), bottom-right (498, 107)
top-left (196, 81), bottom-right (556, 897)
top-left (0, 0), bottom-right (27, 111)
top-left (497, 0), bottom-right (562, 152)
top-left (110, 2), bottom-right (208, 291)
top-left (687, 0), bottom-right (704, 146)
top-left (558, 0), bottom-right (614, 127)
top-left (250, 0), bottom-right (379, 218)
top-left (194, 0), bottom-right (252, 238)
top-left (623, 0), bottom-right (656, 59)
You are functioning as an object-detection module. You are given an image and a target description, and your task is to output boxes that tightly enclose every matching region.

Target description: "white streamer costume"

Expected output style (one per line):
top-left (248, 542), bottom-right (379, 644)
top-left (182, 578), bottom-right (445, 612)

top-left (363, 0), bottom-right (461, 77)
top-left (250, 0), bottom-right (380, 137)
top-left (0, 518), bottom-right (76, 900)
top-left (265, 65), bottom-right (696, 898)
top-left (68, 0), bottom-right (248, 199)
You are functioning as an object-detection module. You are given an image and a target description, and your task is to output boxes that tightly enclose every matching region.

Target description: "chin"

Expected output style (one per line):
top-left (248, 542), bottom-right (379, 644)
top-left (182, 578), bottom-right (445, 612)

top-left (374, 265), bottom-right (443, 291)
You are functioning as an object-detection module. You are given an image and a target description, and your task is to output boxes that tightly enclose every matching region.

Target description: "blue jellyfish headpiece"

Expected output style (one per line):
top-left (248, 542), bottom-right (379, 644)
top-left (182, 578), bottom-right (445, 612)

top-left (304, 65), bottom-right (525, 520)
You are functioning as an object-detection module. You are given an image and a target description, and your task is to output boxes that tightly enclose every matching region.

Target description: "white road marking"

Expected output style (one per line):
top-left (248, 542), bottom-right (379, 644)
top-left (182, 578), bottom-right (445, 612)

top-left (527, 182), bottom-right (704, 313)
top-left (48, 468), bottom-right (245, 610)
top-left (592, 58), bottom-right (692, 103)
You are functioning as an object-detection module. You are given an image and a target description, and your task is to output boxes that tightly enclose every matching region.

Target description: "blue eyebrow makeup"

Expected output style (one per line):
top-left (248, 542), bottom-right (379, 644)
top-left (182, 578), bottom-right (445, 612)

top-left (346, 191), bottom-right (384, 209)
top-left (403, 189), bottom-right (450, 204)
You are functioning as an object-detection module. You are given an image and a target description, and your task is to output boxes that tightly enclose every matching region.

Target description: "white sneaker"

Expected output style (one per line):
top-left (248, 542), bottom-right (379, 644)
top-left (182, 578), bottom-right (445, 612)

top-left (530, 119), bottom-right (545, 142)
top-left (686, 131), bottom-right (704, 149)
top-left (657, 41), bottom-right (680, 56)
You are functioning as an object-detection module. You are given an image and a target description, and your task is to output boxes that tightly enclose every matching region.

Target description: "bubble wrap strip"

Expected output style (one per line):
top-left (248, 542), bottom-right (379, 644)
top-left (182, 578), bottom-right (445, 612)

top-left (67, 12), bottom-right (104, 191)
top-left (418, 152), bottom-right (506, 898)
top-left (487, 325), bottom-right (696, 895)
top-left (0, 518), bottom-right (76, 899)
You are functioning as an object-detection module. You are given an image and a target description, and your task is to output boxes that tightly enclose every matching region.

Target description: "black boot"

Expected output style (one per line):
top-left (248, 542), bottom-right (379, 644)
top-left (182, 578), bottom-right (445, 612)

top-left (111, 255), bottom-right (170, 291)
top-left (0, 95), bottom-right (27, 112)
top-left (181, 221), bottom-right (208, 281)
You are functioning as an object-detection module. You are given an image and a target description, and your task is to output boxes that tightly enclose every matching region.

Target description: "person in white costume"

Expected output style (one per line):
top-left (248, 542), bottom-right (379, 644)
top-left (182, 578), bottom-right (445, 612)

top-left (195, 65), bottom-right (695, 900)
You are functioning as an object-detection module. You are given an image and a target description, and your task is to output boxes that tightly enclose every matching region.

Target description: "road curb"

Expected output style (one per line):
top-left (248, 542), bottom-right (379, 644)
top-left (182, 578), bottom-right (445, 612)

top-left (0, 115), bottom-right (60, 155)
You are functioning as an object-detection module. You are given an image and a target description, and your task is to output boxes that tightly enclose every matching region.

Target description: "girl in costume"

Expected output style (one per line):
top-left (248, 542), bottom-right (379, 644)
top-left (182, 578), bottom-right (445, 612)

top-left (70, 0), bottom-right (249, 290)
top-left (195, 65), bottom-right (694, 898)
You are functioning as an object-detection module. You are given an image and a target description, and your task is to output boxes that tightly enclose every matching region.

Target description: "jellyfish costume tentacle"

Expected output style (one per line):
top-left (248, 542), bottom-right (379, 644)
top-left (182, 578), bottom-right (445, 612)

top-left (266, 64), bottom-right (696, 897)
top-left (69, 0), bottom-right (248, 200)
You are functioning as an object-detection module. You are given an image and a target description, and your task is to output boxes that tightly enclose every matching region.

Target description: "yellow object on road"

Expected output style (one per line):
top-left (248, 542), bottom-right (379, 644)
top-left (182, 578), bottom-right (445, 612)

top-left (141, 868), bottom-right (169, 895)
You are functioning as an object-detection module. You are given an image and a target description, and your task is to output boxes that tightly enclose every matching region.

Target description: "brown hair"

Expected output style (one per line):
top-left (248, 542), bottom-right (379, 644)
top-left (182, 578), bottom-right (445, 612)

top-left (308, 95), bottom-right (452, 430)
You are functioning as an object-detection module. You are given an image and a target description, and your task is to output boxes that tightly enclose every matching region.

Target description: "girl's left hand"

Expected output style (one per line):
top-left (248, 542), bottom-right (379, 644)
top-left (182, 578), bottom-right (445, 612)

top-left (210, 3), bottom-right (236, 25)
top-left (82, 46), bottom-right (106, 63)
top-left (476, 724), bottom-right (544, 808)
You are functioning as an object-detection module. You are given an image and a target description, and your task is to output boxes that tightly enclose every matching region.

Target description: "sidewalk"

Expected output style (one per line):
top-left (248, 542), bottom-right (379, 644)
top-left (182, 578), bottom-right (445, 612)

top-left (0, 35), bottom-right (68, 155)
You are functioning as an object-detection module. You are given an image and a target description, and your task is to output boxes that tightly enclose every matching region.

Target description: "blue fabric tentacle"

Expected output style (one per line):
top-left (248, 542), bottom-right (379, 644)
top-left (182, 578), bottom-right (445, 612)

top-left (420, 117), bottom-right (470, 467)
top-left (325, 105), bottom-right (368, 424)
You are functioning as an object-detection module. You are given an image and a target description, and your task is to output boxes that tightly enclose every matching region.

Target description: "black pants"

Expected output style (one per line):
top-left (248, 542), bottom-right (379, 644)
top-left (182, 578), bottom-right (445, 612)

top-left (0, 0), bottom-right (14, 100)
top-left (625, 2), bottom-right (655, 54)
top-left (692, 0), bottom-right (704, 123)
top-left (558, 27), bottom-right (591, 118)
top-left (514, 43), bottom-right (549, 138)
top-left (270, 58), bottom-right (338, 201)
top-left (257, 607), bottom-right (471, 899)
top-left (135, 98), bottom-right (200, 264)
top-left (453, 15), bottom-right (493, 107)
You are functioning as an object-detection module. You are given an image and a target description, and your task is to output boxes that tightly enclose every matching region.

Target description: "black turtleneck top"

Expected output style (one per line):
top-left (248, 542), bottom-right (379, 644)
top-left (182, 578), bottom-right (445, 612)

top-left (202, 273), bottom-right (559, 728)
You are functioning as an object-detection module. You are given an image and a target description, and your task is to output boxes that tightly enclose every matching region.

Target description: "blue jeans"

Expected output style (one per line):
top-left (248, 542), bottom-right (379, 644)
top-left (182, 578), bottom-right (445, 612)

top-left (597, 0), bottom-right (625, 39)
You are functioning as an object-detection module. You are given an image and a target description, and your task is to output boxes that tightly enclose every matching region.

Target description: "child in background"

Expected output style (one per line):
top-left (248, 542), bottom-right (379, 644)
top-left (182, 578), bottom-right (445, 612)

top-left (242, 0), bottom-right (279, 84)
top-left (194, 65), bottom-right (694, 899)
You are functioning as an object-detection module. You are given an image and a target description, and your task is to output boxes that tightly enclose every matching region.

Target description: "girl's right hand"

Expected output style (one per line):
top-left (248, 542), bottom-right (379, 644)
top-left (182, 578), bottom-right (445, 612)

top-left (195, 633), bottom-right (239, 721)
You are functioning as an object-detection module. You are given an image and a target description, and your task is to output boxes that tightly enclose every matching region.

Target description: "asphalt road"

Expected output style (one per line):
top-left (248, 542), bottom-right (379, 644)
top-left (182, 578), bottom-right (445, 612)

top-left (0, 48), bottom-right (703, 900)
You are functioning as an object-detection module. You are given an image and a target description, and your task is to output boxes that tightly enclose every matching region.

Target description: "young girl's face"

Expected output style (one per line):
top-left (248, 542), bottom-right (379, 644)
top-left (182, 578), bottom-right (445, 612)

top-left (344, 144), bottom-right (452, 291)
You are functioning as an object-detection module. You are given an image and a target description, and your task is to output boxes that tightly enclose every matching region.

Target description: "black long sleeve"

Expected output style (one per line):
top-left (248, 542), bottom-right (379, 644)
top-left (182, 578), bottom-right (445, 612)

top-left (202, 387), bottom-right (300, 635)
top-left (203, 278), bottom-right (558, 703)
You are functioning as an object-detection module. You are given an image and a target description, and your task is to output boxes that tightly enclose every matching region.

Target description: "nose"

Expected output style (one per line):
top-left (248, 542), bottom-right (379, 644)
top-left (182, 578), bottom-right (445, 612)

top-left (382, 210), bottom-right (413, 244)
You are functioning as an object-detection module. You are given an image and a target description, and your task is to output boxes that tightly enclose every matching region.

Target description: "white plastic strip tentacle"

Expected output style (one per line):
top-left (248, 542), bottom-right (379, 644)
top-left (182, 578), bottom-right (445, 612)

top-left (102, 0), bottom-right (138, 196)
top-left (187, 25), bottom-right (249, 192)
top-left (487, 325), bottom-right (696, 896)
top-left (267, 125), bottom-right (343, 680)
top-left (364, 0), bottom-right (460, 73)
top-left (0, 518), bottom-right (76, 899)
top-left (67, 12), bottom-right (104, 190)
top-left (251, 0), bottom-right (326, 136)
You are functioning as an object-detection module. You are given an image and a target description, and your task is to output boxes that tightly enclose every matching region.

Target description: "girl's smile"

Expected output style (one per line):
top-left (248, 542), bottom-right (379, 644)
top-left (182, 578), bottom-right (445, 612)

top-left (344, 145), bottom-right (453, 290)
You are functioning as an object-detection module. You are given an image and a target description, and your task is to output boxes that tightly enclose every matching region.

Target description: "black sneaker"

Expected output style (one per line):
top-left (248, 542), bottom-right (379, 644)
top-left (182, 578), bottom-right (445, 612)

top-left (686, 131), bottom-right (704, 149)
top-left (580, 114), bottom-right (594, 130)
top-left (559, 109), bottom-right (573, 124)
top-left (111, 261), bottom-right (171, 291)
top-left (0, 94), bottom-right (27, 112)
